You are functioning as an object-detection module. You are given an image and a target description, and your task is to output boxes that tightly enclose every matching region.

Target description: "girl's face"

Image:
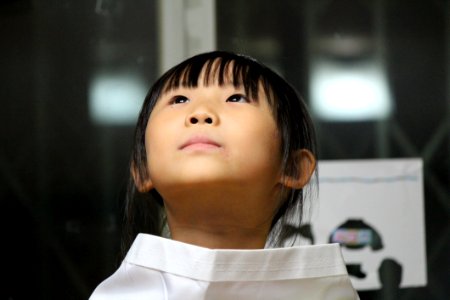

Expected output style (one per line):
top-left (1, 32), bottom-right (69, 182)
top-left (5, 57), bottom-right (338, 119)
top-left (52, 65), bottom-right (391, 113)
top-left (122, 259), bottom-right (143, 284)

top-left (144, 77), bottom-right (283, 203)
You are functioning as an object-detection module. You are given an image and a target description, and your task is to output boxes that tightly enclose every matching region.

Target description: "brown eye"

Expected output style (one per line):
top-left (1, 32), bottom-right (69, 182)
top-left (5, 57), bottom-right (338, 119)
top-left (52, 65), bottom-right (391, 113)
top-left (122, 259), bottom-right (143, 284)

top-left (226, 94), bottom-right (248, 103)
top-left (171, 95), bottom-right (189, 104)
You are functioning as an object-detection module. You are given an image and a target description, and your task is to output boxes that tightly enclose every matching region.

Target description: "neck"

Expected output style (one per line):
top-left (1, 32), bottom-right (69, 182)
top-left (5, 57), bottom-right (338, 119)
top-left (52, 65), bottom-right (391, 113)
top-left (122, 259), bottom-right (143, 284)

top-left (168, 222), bottom-right (270, 249)
top-left (160, 183), bottom-right (281, 249)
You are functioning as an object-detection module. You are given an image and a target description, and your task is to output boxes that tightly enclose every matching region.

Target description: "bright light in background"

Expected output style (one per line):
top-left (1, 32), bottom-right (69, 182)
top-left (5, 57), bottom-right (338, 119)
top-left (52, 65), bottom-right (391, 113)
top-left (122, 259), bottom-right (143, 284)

top-left (311, 60), bottom-right (392, 121)
top-left (89, 72), bottom-right (147, 125)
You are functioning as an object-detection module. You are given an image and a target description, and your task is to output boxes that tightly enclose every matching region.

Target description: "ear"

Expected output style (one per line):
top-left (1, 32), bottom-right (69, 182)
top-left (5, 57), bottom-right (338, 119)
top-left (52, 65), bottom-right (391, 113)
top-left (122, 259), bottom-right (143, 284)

top-left (131, 163), bottom-right (153, 193)
top-left (280, 149), bottom-right (316, 189)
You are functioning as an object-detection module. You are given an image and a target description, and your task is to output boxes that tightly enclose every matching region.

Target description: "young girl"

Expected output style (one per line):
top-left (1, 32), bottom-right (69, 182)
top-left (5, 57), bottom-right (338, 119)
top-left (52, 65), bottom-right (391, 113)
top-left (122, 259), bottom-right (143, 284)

top-left (90, 51), bottom-right (359, 299)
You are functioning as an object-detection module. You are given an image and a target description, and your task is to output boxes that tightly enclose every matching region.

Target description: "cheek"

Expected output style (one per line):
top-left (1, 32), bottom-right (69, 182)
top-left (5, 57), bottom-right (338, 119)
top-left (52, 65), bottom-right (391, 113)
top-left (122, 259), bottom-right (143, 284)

top-left (231, 116), bottom-right (282, 174)
top-left (252, 133), bottom-right (281, 170)
top-left (251, 114), bottom-right (280, 153)
top-left (144, 119), bottom-right (168, 176)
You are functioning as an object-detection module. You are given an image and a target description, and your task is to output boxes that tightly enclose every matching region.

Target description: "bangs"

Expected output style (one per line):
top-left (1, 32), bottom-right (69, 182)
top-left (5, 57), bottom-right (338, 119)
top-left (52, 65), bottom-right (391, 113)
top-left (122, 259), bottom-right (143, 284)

top-left (160, 52), bottom-right (274, 103)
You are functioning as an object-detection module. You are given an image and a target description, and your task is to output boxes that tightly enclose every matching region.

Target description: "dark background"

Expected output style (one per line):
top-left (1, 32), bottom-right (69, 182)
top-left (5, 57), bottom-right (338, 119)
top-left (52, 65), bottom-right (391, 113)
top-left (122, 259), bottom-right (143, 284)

top-left (1, 0), bottom-right (448, 299)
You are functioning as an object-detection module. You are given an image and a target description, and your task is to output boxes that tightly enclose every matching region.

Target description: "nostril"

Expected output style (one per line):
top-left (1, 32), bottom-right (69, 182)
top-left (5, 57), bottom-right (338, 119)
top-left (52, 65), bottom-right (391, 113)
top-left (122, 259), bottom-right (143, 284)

top-left (190, 117), bottom-right (198, 124)
top-left (205, 117), bottom-right (213, 124)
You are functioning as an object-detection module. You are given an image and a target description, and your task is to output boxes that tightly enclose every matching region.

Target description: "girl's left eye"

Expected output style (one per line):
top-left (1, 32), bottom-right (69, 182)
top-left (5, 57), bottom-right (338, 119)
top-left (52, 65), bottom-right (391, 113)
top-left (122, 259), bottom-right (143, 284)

top-left (226, 94), bottom-right (248, 103)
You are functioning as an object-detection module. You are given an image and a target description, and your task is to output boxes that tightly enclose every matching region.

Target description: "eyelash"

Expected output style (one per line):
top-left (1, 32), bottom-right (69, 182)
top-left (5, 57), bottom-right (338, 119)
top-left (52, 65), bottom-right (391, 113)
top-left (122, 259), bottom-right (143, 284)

top-left (169, 93), bottom-right (249, 105)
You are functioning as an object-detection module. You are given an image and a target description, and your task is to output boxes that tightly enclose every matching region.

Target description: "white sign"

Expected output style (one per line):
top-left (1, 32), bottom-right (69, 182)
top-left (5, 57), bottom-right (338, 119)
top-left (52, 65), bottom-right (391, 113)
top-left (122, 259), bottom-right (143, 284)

top-left (307, 158), bottom-right (427, 290)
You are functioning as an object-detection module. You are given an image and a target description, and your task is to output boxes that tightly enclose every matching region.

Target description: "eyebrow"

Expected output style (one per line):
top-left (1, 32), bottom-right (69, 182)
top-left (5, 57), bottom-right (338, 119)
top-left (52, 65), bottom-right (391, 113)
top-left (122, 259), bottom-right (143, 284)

top-left (161, 82), bottom-right (246, 94)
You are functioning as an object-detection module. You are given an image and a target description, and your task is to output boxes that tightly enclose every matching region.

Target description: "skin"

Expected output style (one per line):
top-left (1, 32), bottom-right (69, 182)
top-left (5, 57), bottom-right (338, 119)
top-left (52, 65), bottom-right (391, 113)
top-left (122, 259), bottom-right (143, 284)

top-left (135, 67), bottom-right (316, 249)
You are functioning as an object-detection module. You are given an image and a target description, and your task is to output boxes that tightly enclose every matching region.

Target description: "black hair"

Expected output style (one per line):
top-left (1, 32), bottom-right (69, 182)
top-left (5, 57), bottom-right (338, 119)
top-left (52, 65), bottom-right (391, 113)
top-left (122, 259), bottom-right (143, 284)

top-left (121, 51), bottom-right (317, 256)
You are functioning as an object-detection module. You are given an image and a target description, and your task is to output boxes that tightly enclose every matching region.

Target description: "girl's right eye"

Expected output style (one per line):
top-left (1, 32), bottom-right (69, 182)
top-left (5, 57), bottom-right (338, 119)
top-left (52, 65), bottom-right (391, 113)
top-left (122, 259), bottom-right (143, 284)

top-left (170, 95), bottom-right (189, 104)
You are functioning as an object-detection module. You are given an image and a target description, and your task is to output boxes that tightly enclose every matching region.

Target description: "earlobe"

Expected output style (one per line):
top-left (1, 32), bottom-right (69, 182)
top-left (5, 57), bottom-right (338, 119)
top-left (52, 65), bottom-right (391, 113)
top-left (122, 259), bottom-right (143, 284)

top-left (131, 163), bottom-right (153, 193)
top-left (280, 149), bottom-right (316, 189)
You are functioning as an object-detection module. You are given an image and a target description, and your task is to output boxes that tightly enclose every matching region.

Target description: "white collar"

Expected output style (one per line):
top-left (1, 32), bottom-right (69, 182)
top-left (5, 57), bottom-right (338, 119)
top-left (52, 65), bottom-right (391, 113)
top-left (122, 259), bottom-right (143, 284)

top-left (125, 233), bottom-right (348, 282)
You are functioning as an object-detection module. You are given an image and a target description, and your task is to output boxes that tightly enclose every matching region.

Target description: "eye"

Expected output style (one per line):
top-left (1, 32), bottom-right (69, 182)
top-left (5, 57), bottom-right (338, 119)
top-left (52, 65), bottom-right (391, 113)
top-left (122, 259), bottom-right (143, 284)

top-left (226, 93), bottom-right (249, 103)
top-left (170, 95), bottom-right (189, 104)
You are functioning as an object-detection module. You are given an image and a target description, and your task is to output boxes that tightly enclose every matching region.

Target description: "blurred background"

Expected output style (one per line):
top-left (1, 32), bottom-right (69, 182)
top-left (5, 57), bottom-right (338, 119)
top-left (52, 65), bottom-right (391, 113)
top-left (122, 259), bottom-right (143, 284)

top-left (1, 0), bottom-right (448, 299)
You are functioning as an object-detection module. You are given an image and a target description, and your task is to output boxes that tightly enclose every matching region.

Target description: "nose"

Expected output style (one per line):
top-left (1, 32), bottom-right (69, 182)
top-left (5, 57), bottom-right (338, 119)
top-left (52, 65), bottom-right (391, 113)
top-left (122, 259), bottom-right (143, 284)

top-left (189, 114), bottom-right (213, 124)
top-left (185, 107), bottom-right (219, 126)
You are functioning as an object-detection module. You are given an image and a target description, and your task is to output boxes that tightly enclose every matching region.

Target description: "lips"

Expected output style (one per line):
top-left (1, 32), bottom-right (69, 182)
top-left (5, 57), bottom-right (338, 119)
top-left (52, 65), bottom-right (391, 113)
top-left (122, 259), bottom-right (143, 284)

top-left (180, 136), bottom-right (221, 151)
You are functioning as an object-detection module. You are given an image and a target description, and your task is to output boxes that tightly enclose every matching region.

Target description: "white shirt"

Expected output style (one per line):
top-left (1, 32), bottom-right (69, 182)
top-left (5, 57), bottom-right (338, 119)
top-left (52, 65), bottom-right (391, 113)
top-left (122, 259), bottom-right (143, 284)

top-left (90, 234), bottom-right (359, 299)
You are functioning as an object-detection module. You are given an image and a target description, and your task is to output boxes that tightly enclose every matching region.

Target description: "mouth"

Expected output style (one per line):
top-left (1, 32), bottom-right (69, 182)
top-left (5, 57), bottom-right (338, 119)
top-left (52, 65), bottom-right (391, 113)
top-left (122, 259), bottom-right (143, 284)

top-left (180, 136), bottom-right (222, 151)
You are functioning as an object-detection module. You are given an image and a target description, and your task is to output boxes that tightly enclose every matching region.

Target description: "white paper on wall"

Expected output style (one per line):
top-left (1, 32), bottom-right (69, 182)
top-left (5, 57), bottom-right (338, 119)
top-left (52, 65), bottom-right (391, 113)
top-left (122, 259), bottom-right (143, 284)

top-left (304, 158), bottom-right (427, 290)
